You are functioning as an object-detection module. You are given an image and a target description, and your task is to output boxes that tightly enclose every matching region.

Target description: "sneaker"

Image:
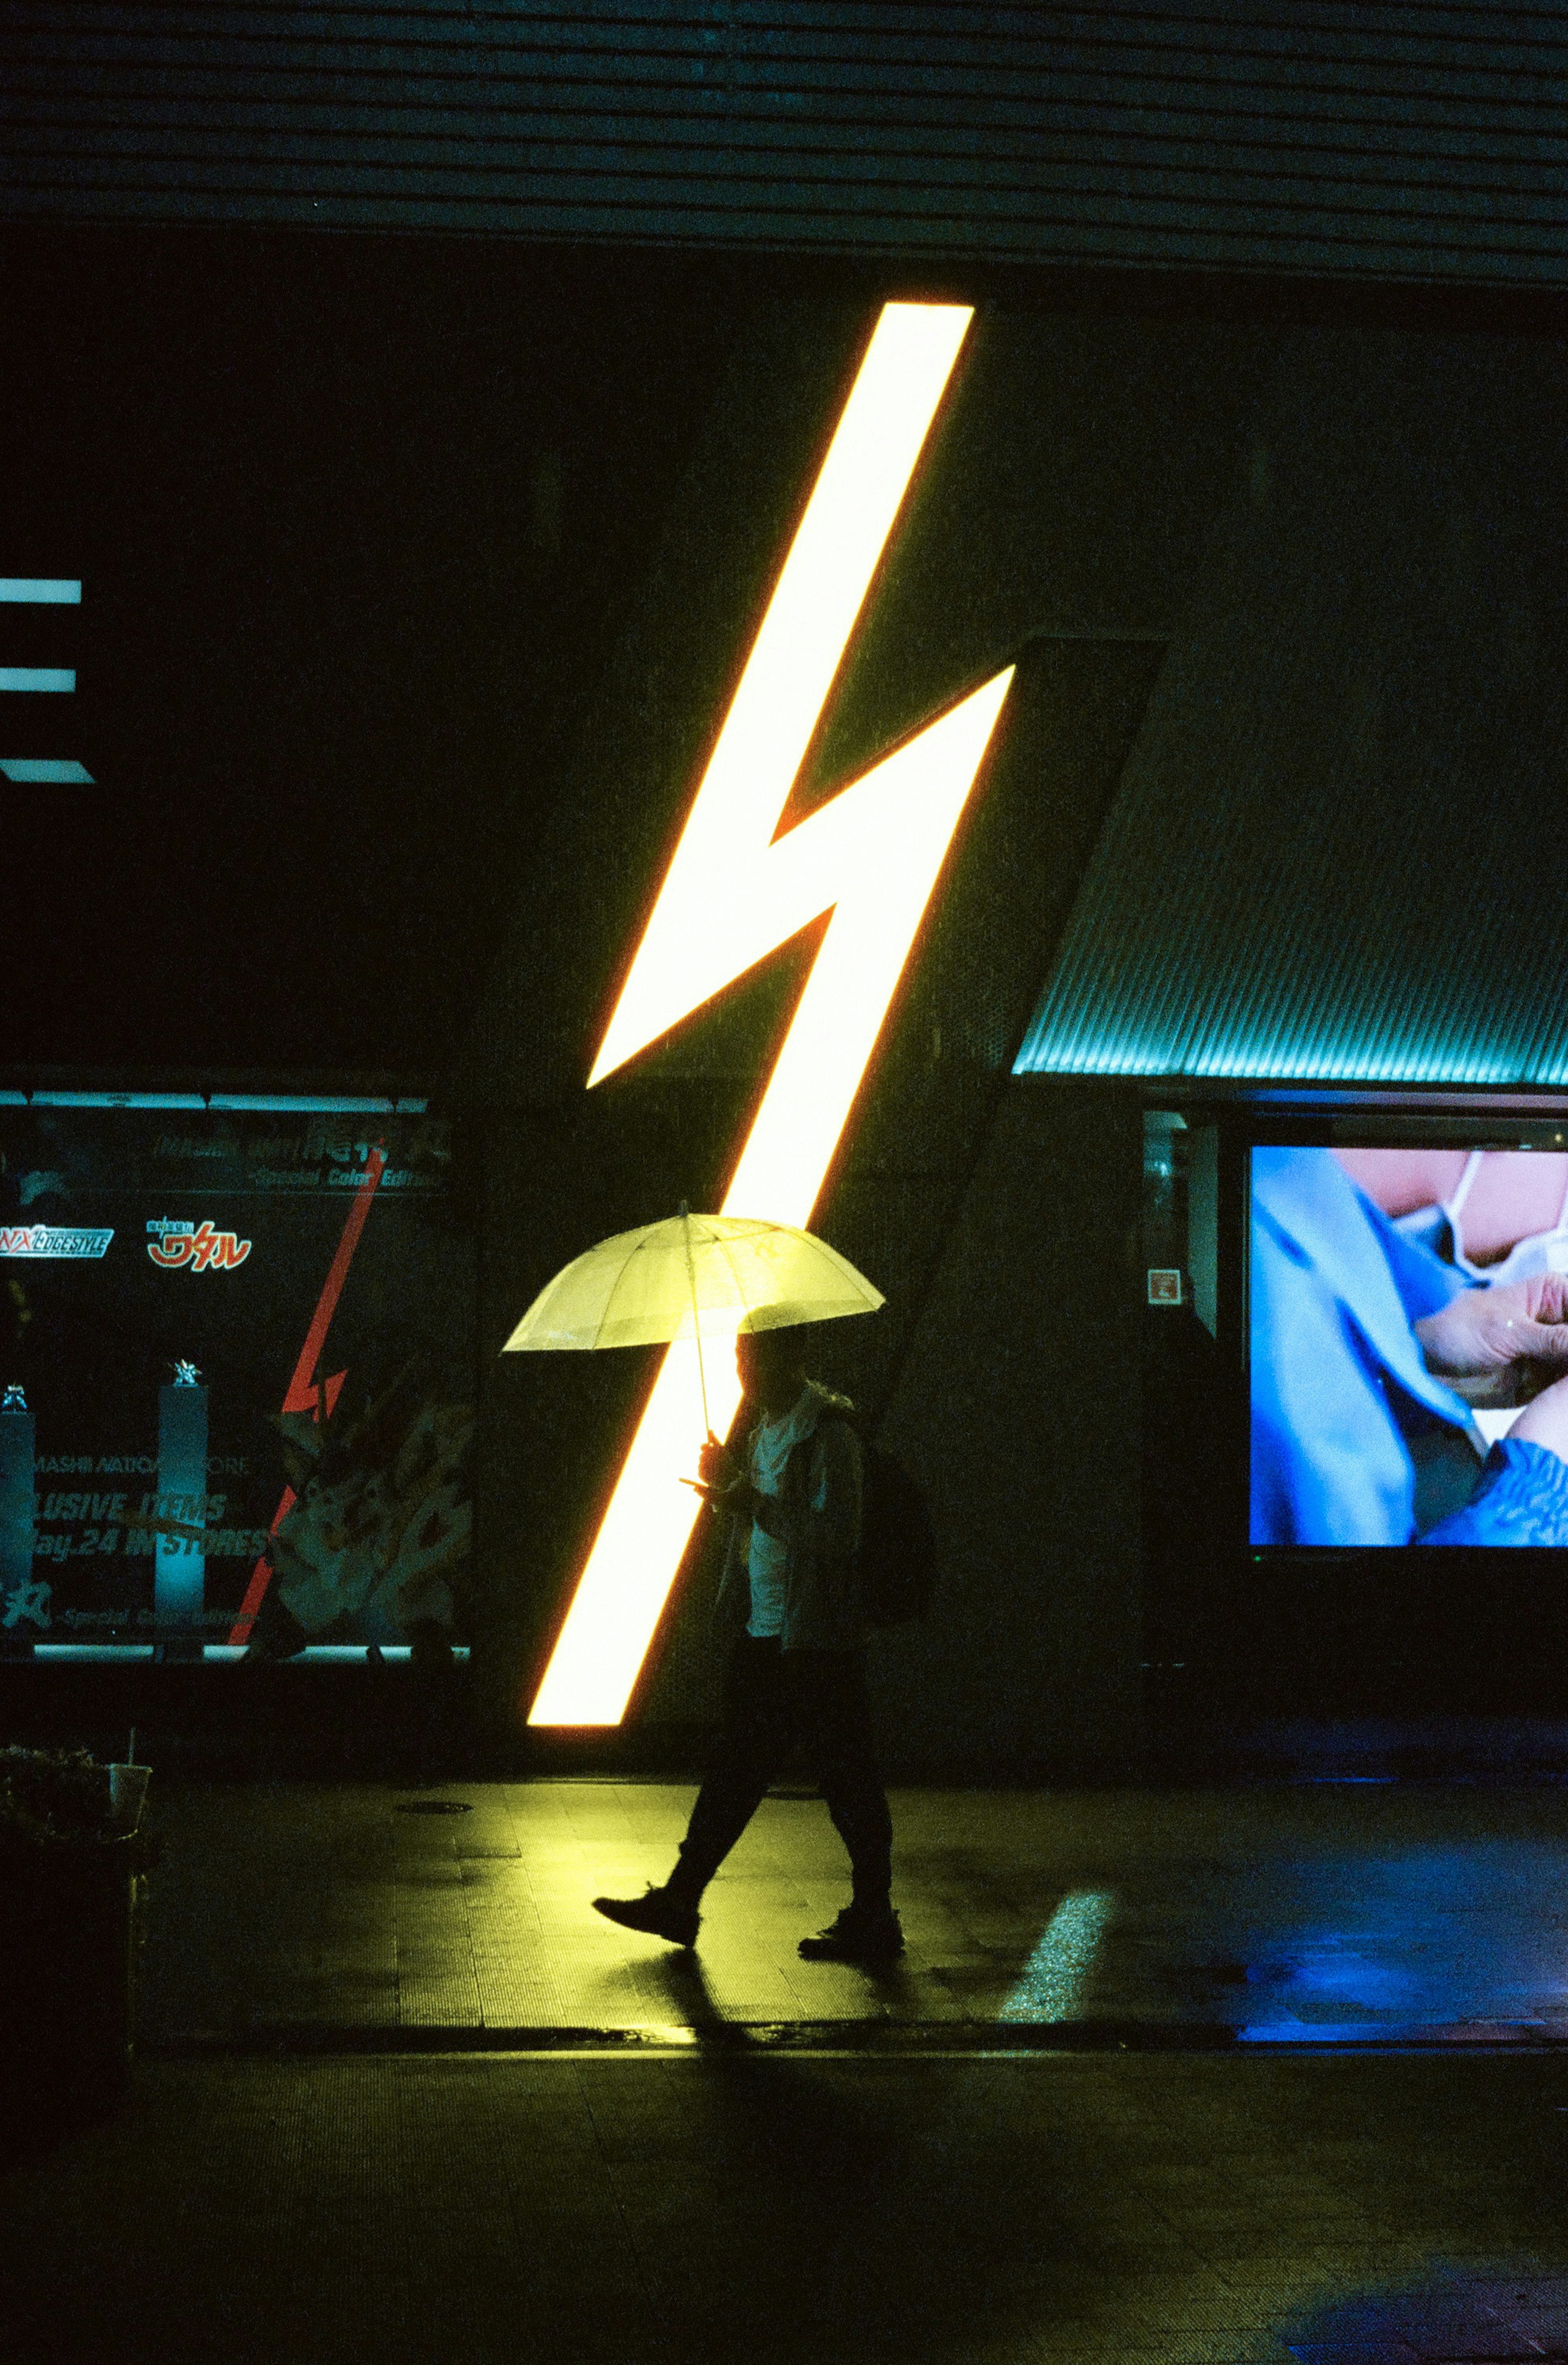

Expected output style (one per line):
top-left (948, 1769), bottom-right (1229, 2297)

top-left (591, 1885), bottom-right (700, 1948)
top-left (797, 1904), bottom-right (904, 1964)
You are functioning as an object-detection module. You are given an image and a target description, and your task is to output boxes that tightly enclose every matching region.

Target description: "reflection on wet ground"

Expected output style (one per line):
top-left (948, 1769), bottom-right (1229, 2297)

top-left (19, 1777), bottom-right (1568, 2363)
top-left (140, 1779), bottom-right (1568, 2046)
top-left (1285, 2266), bottom-right (1568, 2363)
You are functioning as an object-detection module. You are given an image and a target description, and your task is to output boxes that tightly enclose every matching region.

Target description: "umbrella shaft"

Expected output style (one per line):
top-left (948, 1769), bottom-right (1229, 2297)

top-left (682, 1209), bottom-right (711, 1435)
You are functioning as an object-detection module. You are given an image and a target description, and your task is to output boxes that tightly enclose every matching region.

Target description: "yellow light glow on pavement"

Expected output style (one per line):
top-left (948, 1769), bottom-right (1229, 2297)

top-left (529, 302), bottom-right (1013, 1728)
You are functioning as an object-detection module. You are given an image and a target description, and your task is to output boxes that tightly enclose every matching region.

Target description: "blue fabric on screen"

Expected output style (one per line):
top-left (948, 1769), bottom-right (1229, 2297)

top-left (1423, 1434), bottom-right (1568, 1545)
top-left (1250, 1147), bottom-right (1568, 1547)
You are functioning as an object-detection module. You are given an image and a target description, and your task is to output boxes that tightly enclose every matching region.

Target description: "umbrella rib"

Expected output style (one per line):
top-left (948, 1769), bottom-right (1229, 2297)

top-left (717, 1235), bottom-right (754, 1331)
top-left (595, 1233), bottom-right (648, 1351)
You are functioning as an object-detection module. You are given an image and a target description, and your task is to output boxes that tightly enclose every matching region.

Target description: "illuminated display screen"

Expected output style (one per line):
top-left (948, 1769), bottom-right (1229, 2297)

top-left (0, 1107), bottom-right (473, 1658)
top-left (1251, 1142), bottom-right (1568, 1548)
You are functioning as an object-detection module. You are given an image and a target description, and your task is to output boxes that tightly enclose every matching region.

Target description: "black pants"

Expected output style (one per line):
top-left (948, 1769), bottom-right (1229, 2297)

top-left (669, 1634), bottom-right (894, 1911)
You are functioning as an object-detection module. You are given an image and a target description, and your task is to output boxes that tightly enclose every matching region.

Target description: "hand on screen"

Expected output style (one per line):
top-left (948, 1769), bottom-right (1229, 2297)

top-left (1414, 1273), bottom-right (1568, 1406)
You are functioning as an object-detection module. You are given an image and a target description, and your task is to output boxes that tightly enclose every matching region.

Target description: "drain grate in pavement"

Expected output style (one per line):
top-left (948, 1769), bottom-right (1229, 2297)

top-left (395, 1800), bottom-right (473, 1816)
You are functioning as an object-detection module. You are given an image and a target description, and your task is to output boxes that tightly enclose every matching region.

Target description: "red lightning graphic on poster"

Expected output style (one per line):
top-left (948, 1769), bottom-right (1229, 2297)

top-left (227, 1147), bottom-right (386, 1646)
top-left (527, 302), bottom-right (1013, 1726)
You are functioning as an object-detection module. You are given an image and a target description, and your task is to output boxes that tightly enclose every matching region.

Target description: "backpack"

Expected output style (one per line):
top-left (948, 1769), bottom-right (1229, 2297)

top-left (778, 1409), bottom-right (938, 1628)
top-left (849, 1427), bottom-right (938, 1628)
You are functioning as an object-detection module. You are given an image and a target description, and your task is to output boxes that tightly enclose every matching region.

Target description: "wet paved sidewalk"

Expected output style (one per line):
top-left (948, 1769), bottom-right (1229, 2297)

top-left (15, 1779), bottom-right (1568, 2365)
top-left (139, 1778), bottom-right (1568, 2047)
top-left (10, 2050), bottom-right (1568, 2365)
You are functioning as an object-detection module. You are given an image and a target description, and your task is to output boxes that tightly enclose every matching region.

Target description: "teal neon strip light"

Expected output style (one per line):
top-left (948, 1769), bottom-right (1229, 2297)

top-left (30, 1091), bottom-right (207, 1109)
top-left (0, 668), bottom-right (75, 693)
top-left (4, 1090), bottom-right (428, 1113)
top-left (31, 1646), bottom-right (156, 1662)
top-left (30, 1644), bottom-right (470, 1663)
top-left (1012, 1033), bottom-right (1568, 1085)
top-left (0, 579), bottom-right (80, 603)
top-left (1, 759), bottom-right (92, 783)
top-left (208, 1093), bottom-right (409, 1113)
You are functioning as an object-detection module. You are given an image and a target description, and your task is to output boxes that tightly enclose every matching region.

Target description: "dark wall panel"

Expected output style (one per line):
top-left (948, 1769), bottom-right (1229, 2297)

top-left (476, 1080), bottom-right (1147, 1773)
top-left (870, 1079), bottom-right (1144, 1777)
top-left (0, 228), bottom-right (739, 1073)
top-left (461, 296), bottom-right (1267, 1107)
top-left (6, 5), bottom-right (1568, 288)
top-left (461, 295), bottom-right (1252, 1755)
top-left (472, 648), bottom-right (1163, 1751)
top-left (1019, 323), bottom-right (1568, 1085)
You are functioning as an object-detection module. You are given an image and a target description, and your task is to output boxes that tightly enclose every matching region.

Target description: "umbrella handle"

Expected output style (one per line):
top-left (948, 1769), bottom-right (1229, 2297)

top-left (679, 1203), bottom-right (711, 1436)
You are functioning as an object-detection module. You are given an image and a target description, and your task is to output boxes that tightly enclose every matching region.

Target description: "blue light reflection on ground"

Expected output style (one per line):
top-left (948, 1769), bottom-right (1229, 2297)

top-left (1283, 2267), bottom-right (1568, 2361)
top-left (999, 1890), bottom-right (1115, 2021)
top-left (1229, 1842), bottom-right (1568, 2040)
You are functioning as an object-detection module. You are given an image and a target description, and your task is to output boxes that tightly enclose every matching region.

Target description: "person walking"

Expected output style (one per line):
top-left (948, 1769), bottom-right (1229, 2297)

top-left (592, 1324), bottom-right (902, 1964)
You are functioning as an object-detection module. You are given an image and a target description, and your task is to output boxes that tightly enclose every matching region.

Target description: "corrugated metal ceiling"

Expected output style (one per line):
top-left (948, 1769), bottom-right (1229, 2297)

top-left (4, 4), bottom-right (1568, 286)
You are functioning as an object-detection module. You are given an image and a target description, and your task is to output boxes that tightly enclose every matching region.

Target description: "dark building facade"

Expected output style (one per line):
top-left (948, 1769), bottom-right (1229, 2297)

top-left (5, 8), bottom-right (1568, 1769)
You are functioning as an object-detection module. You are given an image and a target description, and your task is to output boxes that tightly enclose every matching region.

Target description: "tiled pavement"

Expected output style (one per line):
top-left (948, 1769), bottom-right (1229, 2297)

top-left (139, 1778), bottom-right (1568, 2044)
top-left (6, 2049), bottom-right (1568, 2363)
top-left (11, 1780), bottom-right (1568, 2364)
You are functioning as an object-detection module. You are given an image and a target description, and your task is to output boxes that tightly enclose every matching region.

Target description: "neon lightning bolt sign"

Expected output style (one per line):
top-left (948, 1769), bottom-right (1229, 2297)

top-left (529, 301), bottom-right (1013, 1727)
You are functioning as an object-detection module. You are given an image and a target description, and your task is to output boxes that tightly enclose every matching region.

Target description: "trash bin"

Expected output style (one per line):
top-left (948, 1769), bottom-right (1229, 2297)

top-left (0, 1827), bottom-right (145, 2112)
top-left (0, 1746), bottom-right (154, 2119)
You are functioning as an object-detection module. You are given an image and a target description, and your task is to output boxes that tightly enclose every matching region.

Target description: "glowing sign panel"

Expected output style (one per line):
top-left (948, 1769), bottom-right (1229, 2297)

top-left (529, 302), bottom-right (1013, 1727)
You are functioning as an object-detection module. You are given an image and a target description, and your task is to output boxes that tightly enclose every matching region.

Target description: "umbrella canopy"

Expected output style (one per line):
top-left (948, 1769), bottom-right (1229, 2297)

top-left (502, 1211), bottom-right (884, 1354)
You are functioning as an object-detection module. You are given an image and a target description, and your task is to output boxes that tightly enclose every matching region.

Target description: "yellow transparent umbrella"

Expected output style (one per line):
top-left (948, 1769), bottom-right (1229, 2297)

top-left (501, 1205), bottom-right (884, 1432)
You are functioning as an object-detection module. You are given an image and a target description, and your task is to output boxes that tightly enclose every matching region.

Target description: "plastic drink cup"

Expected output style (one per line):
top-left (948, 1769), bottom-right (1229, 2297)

top-left (108, 1764), bottom-right (151, 1828)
